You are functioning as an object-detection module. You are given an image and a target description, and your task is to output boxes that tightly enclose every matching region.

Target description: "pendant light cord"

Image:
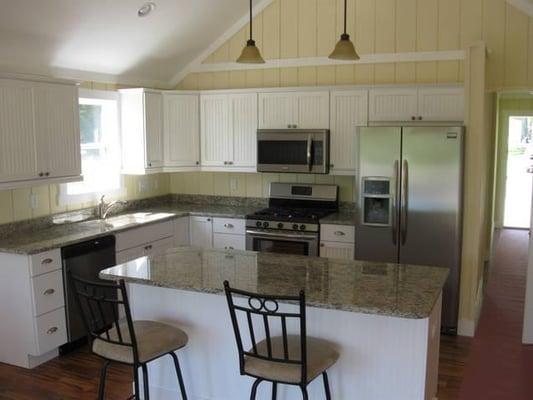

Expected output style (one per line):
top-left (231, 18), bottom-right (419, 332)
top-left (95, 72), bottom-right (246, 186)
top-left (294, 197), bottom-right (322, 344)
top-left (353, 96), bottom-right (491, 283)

top-left (343, 0), bottom-right (347, 35)
top-left (249, 0), bottom-right (253, 41)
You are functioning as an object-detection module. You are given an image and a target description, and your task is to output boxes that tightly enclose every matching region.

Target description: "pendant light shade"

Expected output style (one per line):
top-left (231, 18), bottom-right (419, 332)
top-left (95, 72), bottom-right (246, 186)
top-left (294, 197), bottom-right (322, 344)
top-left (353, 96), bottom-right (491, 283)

top-left (329, 0), bottom-right (359, 61)
top-left (237, 0), bottom-right (265, 64)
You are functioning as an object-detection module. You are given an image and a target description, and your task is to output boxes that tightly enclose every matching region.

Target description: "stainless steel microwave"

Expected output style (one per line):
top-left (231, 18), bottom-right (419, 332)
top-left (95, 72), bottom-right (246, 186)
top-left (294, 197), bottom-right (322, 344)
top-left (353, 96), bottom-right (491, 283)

top-left (256, 129), bottom-right (330, 174)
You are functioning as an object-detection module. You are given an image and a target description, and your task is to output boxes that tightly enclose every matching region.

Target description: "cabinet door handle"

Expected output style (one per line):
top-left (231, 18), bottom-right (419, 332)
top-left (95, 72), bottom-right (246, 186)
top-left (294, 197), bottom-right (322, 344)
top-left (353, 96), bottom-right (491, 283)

top-left (38, 172), bottom-right (44, 177)
top-left (224, 223), bottom-right (234, 228)
top-left (334, 231), bottom-right (345, 236)
top-left (418, 116), bottom-right (423, 121)
top-left (47, 327), bottom-right (58, 335)
top-left (287, 124), bottom-right (291, 128)
top-left (207, 218), bottom-right (211, 222)
top-left (41, 258), bottom-right (54, 265)
top-left (43, 288), bottom-right (55, 296)
top-left (45, 172), bottom-right (50, 177)
top-left (320, 243), bottom-right (325, 247)
top-left (225, 246), bottom-right (234, 250)
top-left (144, 245), bottom-right (153, 250)
top-left (411, 116), bottom-right (416, 121)
top-left (196, 161), bottom-right (200, 165)
top-left (293, 124), bottom-right (298, 128)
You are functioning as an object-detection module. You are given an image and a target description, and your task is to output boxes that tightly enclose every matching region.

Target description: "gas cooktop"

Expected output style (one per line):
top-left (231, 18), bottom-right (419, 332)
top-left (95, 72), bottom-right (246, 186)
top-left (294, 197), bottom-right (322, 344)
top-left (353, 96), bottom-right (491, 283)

top-left (247, 207), bottom-right (334, 224)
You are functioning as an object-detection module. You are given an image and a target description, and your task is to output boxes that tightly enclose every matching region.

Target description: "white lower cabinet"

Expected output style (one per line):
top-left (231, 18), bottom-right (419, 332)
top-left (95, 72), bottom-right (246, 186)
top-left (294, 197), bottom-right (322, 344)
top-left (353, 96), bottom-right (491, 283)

top-left (174, 216), bottom-right (190, 246)
top-left (115, 234), bottom-right (175, 264)
top-left (213, 233), bottom-right (246, 250)
top-left (190, 216), bottom-right (213, 248)
top-left (33, 307), bottom-right (68, 356)
top-left (320, 224), bottom-right (355, 260)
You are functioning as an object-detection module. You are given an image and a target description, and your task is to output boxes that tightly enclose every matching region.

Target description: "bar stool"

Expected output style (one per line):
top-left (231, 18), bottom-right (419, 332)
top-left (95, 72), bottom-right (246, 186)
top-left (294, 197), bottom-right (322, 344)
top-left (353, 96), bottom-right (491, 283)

top-left (69, 274), bottom-right (188, 400)
top-left (224, 280), bottom-right (339, 400)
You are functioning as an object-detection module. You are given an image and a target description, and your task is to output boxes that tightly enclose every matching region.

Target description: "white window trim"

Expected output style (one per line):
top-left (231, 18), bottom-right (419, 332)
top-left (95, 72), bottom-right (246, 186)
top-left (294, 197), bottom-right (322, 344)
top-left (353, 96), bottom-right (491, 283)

top-left (59, 88), bottom-right (126, 206)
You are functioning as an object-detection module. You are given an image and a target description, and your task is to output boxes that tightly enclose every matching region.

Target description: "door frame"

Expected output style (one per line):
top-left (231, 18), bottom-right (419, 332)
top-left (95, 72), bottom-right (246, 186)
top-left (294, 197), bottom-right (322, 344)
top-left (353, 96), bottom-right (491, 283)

top-left (494, 110), bottom-right (533, 229)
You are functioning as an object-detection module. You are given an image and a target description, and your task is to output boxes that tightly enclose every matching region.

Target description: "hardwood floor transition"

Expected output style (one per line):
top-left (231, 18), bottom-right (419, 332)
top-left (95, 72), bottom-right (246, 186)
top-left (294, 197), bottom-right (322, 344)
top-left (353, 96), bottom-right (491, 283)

top-left (0, 335), bottom-right (471, 400)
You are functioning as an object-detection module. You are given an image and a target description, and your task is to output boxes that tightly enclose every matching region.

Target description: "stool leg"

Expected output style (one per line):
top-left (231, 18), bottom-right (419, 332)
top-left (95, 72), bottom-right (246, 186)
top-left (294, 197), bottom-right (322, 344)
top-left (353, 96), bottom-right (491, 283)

top-left (271, 382), bottom-right (277, 400)
top-left (133, 364), bottom-right (140, 399)
top-left (142, 364), bottom-right (150, 400)
top-left (322, 372), bottom-right (331, 400)
top-left (300, 385), bottom-right (309, 400)
top-left (169, 352), bottom-right (188, 400)
top-left (250, 378), bottom-right (263, 400)
top-left (98, 360), bottom-right (110, 400)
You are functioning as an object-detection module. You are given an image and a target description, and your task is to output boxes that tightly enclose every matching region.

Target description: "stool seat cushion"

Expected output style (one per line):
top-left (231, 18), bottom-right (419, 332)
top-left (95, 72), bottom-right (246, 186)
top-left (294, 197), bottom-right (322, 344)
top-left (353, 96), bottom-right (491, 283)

top-left (92, 320), bottom-right (188, 364)
top-left (244, 335), bottom-right (339, 384)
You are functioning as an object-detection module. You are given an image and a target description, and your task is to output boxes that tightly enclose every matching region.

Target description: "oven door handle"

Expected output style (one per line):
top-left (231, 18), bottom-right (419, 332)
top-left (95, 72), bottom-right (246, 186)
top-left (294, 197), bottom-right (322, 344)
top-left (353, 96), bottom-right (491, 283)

top-left (246, 230), bottom-right (317, 241)
top-left (306, 135), bottom-right (312, 171)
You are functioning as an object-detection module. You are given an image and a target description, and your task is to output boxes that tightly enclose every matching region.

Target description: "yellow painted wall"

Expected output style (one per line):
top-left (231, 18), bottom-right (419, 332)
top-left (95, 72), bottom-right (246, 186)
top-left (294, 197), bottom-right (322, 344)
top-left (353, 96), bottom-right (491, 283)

top-left (169, 172), bottom-right (356, 202)
top-left (0, 81), bottom-right (170, 225)
top-left (176, 0), bottom-right (533, 92)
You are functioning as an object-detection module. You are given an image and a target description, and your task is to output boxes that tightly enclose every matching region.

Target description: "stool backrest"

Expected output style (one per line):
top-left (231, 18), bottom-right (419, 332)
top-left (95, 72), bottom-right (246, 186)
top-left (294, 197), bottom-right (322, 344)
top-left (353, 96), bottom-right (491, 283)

top-left (223, 280), bottom-right (307, 384)
top-left (68, 274), bottom-right (139, 363)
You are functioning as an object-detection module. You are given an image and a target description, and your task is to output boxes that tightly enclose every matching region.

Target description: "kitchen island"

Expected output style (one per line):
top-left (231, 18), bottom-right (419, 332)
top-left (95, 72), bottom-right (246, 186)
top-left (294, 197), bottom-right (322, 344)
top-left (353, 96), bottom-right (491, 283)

top-left (100, 247), bottom-right (448, 400)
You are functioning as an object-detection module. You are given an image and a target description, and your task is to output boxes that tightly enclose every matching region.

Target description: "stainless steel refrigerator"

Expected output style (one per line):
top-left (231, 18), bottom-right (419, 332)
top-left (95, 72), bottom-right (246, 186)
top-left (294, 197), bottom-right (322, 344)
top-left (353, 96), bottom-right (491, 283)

top-left (356, 126), bottom-right (464, 333)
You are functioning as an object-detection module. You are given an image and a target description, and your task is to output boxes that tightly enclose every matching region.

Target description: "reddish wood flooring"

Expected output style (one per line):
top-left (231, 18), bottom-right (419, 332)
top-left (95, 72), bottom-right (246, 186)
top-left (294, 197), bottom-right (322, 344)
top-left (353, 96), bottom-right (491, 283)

top-left (0, 335), bottom-right (470, 399)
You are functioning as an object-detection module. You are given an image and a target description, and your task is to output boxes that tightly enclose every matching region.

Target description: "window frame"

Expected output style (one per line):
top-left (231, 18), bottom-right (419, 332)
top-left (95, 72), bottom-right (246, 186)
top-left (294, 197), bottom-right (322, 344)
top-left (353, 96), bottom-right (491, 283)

top-left (59, 88), bottom-right (125, 206)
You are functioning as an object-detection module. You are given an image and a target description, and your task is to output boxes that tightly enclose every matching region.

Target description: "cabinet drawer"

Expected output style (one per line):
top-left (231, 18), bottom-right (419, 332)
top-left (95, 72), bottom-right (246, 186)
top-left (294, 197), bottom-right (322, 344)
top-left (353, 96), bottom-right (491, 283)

top-left (213, 233), bottom-right (246, 251)
top-left (30, 249), bottom-right (62, 277)
top-left (144, 236), bottom-right (175, 257)
top-left (32, 270), bottom-right (65, 316)
top-left (212, 218), bottom-right (245, 235)
top-left (115, 221), bottom-right (173, 252)
top-left (33, 307), bottom-right (67, 356)
top-left (320, 224), bottom-right (355, 243)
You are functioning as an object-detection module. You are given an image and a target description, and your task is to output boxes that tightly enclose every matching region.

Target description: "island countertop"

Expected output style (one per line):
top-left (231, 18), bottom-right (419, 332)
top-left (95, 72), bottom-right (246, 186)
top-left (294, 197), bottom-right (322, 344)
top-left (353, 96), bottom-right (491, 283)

top-left (99, 246), bottom-right (448, 319)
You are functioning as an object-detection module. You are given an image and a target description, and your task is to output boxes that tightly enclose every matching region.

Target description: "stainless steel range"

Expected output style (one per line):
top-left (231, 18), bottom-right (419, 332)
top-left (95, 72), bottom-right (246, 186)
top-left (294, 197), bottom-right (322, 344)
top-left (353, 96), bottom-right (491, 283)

top-left (246, 182), bottom-right (338, 256)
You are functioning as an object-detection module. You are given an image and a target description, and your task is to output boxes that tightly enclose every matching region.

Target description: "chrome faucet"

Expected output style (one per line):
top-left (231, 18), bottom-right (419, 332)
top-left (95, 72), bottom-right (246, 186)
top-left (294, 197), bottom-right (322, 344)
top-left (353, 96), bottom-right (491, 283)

top-left (98, 195), bottom-right (127, 219)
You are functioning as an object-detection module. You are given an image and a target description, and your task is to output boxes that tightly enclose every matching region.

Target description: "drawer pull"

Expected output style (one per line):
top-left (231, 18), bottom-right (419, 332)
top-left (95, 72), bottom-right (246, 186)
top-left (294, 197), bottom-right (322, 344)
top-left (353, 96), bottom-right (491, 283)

top-left (334, 231), bottom-right (346, 236)
top-left (41, 258), bottom-right (54, 265)
top-left (43, 288), bottom-right (55, 296)
top-left (224, 223), bottom-right (234, 228)
top-left (47, 327), bottom-right (58, 335)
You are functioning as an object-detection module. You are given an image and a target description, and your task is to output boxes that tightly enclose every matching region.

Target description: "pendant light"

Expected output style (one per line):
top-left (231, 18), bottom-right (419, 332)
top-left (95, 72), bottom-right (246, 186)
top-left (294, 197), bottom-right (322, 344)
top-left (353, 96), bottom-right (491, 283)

top-left (237, 0), bottom-right (265, 63)
top-left (329, 0), bottom-right (359, 60)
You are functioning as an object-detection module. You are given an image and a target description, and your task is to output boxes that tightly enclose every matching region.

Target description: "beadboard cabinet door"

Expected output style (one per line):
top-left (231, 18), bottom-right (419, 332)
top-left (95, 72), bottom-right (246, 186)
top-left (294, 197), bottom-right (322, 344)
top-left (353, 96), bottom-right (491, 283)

top-left (369, 88), bottom-right (419, 122)
top-left (144, 92), bottom-right (164, 168)
top-left (190, 216), bottom-right (213, 249)
top-left (231, 93), bottom-right (257, 169)
top-left (417, 87), bottom-right (464, 122)
top-left (0, 79), bottom-right (40, 183)
top-left (163, 94), bottom-right (200, 169)
top-left (329, 90), bottom-right (368, 175)
top-left (34, 83), bottom-right (81, 179)
top-left (200, 94), bottom-right (232, 167)
top-left (296, 91), bottom-right (330, 129)
top-left (320, 241), bottom-right (355, 260)
top-left (258, 92), bottom-right (297, 129)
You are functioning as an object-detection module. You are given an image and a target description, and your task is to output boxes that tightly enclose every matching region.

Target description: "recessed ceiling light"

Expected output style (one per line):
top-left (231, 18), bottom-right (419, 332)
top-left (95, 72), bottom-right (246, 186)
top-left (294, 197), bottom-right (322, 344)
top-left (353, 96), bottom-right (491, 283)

top-left (138, 2), bottom-right (156, 17)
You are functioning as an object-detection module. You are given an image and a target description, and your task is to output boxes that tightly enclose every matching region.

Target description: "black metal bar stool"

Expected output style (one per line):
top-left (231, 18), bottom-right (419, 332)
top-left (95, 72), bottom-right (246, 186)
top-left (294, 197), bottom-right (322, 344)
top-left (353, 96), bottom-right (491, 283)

top-left (224, 280), bottom-right (339, 399)
top-left (69, 274), bottom-right (189, 400)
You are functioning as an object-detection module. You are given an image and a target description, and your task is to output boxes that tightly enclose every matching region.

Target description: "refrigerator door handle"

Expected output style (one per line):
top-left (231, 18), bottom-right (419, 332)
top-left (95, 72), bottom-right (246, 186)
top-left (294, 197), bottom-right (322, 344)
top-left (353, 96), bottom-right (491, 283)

top-left (401, 159), bottom-right (409, 245)
top-left (392, 160), bottom-right (399, 245)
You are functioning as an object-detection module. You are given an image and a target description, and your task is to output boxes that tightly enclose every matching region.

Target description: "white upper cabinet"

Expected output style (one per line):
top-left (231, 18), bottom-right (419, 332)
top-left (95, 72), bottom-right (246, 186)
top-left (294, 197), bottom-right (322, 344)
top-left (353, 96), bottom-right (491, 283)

top-left (120, 89), bottom-right (163, 174)
top-left (0, 78), bottom-right (81, 188)
top-left (369, 88), bottom-right (418, 122)
top-left (369, 86), bottom-right (464, 122)
top-left (34, 83), bottom-right (81, 179)
top-left (144, 92), bottom-right (164, 168)
top-left (258, 91), bottom-right (329, 129)
top-left (201, 93), bottom-right (257, 171)
top-left (200, 94), bottom-right (232, 167)
top-left (329, 90), bottom-right (368, 175)
top-left (417, 87), bottom-right (464, 122)
top-left (163, 94), bottom-right (200, 169)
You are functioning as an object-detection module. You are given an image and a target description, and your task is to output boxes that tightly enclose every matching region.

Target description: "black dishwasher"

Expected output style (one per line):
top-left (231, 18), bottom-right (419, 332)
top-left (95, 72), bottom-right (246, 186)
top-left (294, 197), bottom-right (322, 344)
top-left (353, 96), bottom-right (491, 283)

top-left (61, 235), bottom-right (116, 353)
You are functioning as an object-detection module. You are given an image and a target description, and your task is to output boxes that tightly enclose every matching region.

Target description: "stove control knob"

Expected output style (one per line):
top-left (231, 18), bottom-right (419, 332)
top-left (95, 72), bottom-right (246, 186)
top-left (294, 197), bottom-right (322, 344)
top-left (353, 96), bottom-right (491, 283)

top-left (256, 221), bottom-right (262, 228)
top-left (300, 224), bottom-right (306, 231)
top-left (292, 224), bottom-right (299, 230)
top-left (277, 222), bottom-right (284, 229)
top-left (263, 221), bottom-right (269, 228)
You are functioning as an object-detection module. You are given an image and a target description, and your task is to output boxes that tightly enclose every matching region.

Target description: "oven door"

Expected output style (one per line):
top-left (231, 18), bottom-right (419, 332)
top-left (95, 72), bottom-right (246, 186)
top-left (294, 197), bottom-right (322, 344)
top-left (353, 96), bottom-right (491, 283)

top-left (256, 130), bottom-right (329, 174)
top-left (246, 229), bottom-right (319, 256)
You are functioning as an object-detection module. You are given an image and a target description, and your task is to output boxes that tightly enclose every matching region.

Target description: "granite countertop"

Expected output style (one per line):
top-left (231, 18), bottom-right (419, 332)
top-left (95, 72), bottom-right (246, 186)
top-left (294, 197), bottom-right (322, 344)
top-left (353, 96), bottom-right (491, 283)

top-left (0, 204), bottom-right (261, 255)
top-left (319, 210), bottom-right (357, 226)
top-left (100, 247), bottom-right (448, 319)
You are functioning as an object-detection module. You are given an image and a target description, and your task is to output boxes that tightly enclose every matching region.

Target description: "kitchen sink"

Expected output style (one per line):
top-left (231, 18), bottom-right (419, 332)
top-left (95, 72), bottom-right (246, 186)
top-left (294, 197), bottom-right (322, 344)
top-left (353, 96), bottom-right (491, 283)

top-left (81, 212), bottom-right (176, 230)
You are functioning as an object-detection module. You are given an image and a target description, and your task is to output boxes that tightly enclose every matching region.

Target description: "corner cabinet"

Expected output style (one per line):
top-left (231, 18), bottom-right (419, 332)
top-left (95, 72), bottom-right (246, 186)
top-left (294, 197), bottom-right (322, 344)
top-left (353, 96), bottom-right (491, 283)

top-left (200, 93), bottom-right (257, 171)
top-left (329, 90), bottom-right (368, 175)
top-left (258, 91), bottom-right (330, 129)
top-left (120, 89), bottom-right (164, 174)
top-left (369, 86), bottom-right (464, 123)
top-left (163, 93), bottom-right (200, 170)
top-left (0, 78), bottom-right (81, 189)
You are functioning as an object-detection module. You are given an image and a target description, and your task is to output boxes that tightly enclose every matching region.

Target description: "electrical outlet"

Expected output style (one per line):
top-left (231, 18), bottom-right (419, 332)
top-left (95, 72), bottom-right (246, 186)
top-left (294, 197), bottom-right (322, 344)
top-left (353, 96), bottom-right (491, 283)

top-left (138, 179), bottom-right (149, 194)
top-left (30, 193), bottom-right (38, 209)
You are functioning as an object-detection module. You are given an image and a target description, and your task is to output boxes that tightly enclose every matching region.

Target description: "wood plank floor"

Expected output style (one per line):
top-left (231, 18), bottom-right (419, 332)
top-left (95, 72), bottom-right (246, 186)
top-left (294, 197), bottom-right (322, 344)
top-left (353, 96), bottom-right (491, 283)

top-left (0, 335), bottom-right (471, 400)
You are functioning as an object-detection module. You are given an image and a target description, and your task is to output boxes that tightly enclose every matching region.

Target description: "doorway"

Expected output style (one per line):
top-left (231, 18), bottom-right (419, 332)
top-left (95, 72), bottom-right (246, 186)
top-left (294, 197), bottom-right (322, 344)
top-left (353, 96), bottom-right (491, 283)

top-left (503, 115), bottom-right (533, 228)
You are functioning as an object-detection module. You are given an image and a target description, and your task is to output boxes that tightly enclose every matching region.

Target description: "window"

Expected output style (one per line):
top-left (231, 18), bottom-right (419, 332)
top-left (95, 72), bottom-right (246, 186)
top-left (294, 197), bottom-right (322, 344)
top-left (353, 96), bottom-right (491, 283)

top-left (60, 89), bottom-right (124, 204)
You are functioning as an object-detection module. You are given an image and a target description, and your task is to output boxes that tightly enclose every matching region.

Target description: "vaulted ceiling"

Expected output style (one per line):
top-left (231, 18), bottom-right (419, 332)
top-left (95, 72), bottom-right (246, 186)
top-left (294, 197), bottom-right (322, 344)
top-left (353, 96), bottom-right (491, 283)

top-left (0, 0), bottom-right (252, 88)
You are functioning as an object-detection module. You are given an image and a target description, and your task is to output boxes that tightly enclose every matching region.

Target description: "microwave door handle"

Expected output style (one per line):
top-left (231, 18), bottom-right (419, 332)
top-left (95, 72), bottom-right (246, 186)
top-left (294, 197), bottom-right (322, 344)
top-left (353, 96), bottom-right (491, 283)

top-left (307, 135), bottom-right (312, 171)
